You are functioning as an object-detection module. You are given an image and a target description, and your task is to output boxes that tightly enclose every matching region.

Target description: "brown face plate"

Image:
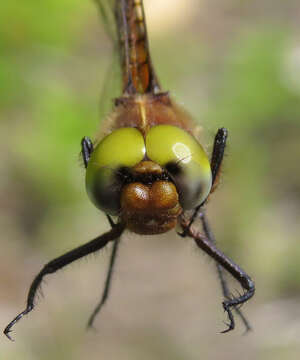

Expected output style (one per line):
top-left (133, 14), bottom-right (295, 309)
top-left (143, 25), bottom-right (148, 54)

top-left (120, 161), bottom-right (182, 234)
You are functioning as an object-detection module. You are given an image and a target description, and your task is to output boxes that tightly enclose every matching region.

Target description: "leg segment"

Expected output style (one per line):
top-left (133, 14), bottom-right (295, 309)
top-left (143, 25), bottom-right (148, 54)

top-left (106, 214), bottom-right (116, 228)
top-left (180, 218), bottom-right (255, 333)
top-left (81, 136), bottom-right (94, 168)
top-left (4, 223), bottom-right (125, 340)
top-left (81, 135), bottom-right (118, 327)
top-left (87, 236), bottom-right (121, 328)
top-left (210, 127), bottom-right (228, 189)
top-left (180, 128), bottom-right (228, 236)
top-left (200, 211), bottom-right (251, 332)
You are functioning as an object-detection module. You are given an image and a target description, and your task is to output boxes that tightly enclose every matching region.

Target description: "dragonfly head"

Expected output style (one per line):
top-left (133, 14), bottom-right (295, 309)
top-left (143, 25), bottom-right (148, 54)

top-left (85, 125), bottom-right (212, 234)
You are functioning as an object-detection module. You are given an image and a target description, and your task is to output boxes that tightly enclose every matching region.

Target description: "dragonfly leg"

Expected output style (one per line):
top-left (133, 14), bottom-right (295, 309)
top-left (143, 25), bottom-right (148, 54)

top-left (179, 128), bottom-right (228, 237)
top-left (200, 210), bottom-right (251, 332)
top-left (180, 218), bottom-right (255, 333)
top-left (210, 127), bottom-right (228, 190)
top-left (87, 236), bottom-right (121, 329)
top-left (85, 214), bottom-right (119, 328)
top-left (3, 223), bottom-right (125, 341)
top-left (106, 214), bottom-right (116, 228)
top-left (81, 136), bottom-right (94, 168)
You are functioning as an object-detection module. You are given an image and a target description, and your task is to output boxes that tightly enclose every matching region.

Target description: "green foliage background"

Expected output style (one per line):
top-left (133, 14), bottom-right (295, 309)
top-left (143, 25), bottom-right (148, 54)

top-left (1, 0), bottom-right (300, 359)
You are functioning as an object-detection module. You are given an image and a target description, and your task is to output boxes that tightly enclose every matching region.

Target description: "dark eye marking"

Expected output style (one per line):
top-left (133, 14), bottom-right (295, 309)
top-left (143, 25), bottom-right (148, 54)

top-left (165, 161), bottom-right (182, 176)
top-left (115, 166), bottom-right (133, 183)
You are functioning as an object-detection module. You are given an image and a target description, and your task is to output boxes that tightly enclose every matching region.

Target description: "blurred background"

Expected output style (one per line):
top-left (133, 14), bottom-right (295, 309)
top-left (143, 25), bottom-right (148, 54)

top-left (1, 0), bottom-right (300, 359)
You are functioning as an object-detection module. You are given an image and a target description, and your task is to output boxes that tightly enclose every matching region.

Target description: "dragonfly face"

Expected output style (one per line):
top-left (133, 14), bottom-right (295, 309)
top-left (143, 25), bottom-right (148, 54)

top-left (85, 94), bottom-right (212, 234)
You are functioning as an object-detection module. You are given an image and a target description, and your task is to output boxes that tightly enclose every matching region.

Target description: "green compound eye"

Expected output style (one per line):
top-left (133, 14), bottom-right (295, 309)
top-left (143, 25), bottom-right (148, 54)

top-left (146, 125), bottom-right (212, 209)
top-left (86, 128), bottom-right (145, 214)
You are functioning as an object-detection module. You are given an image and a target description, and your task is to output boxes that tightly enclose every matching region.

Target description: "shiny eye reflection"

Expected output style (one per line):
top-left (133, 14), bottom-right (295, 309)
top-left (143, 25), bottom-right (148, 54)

top-left (172, 142), bottom-right (192, 163)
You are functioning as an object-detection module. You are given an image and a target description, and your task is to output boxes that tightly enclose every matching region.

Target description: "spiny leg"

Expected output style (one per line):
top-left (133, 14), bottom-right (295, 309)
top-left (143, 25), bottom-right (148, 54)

top-left (3, 223), bottom-right (125, 341)
top-left (181, 218), bottom-right (255, 333)
top-left (210, 127), bottom-right (228, 190)
top-left (177, 127), bottom-right (249, 329)
top-left (81, 136), bottom-right (94, 168)
top-left (199, 128), bottom-right (251, 331)
top-left (181, 128), bottom-right (228, 235)
top-left (200, 210), bottom-right (251, 332)
top-left (87, 236), bottom-right (121, 329)
top-left (81, 135), bottom-right (119, 328)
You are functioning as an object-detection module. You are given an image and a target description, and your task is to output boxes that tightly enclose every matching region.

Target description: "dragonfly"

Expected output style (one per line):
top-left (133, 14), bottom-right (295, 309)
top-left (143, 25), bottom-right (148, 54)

top-left (4, 0), bottom-right (255, 340)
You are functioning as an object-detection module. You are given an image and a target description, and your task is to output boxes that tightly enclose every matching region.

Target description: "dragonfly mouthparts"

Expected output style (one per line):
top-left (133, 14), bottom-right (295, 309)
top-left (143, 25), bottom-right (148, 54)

top-left (117, 161), bottom-right (170, 185)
